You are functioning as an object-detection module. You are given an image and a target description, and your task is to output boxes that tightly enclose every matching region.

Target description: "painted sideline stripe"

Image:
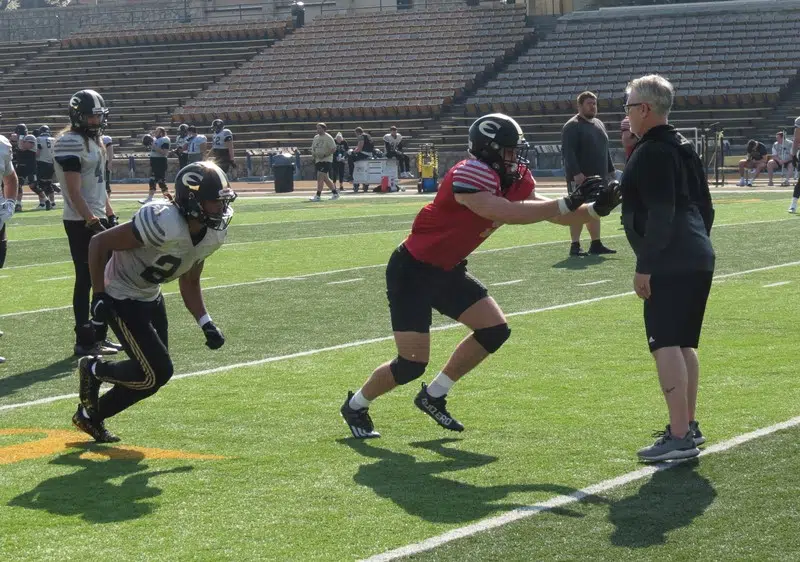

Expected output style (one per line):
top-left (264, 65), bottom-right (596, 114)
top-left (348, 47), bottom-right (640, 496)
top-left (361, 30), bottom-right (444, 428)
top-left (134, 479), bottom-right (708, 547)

top-left (361, 414), bottom-right (800, 562)
top-left (35, 275), bottom-right (73, 282)
top-left (1, 258), bottom-right (798, 413)
top-left (763, 281), bottom-right (791, 288)
top-left (326, 278), bottom-right (364, 285)
top-left (577, 279), bottom-right (610, 287)
top-left (490, 279), bottom-right (524, 287)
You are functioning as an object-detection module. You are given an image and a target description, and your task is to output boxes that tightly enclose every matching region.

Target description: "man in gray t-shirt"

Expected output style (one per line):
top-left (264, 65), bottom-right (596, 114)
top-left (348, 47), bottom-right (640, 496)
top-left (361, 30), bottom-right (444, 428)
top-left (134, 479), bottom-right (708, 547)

top-left (561, 91), bottom-right (617, 256)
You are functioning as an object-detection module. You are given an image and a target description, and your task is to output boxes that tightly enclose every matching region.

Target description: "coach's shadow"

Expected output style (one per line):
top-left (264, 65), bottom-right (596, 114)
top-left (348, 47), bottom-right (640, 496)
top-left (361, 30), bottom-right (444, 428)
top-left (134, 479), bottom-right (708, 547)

top-left (338, 438), bottom-right (597, 523)
top-left (551, 254), bottom-right (609, 270)
top-left (609, 460), bottom-right (716, 548)
top-left (0, 357), bottom-right (76, 400)
top-left (8, 444), bottom-right (193, 524)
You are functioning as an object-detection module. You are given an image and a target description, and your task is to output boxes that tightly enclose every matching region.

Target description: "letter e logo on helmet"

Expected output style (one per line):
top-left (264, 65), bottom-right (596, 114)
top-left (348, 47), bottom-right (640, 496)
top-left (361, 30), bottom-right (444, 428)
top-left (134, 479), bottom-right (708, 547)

top-left (183, 171), bottom-right (203, 191)
top-left (478, 120), bottom-right (501, 139)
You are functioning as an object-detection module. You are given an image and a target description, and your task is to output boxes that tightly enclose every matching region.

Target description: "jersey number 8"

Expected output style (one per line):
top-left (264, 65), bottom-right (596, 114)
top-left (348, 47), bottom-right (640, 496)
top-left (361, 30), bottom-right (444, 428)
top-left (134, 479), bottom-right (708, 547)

top-left (141, 255), bottom-right (182, 284)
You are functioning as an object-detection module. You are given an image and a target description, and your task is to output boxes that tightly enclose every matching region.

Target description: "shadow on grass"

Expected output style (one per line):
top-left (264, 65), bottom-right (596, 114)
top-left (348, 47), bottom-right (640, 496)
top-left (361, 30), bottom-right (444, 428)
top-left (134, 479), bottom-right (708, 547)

top-left (8, 443), bottom-right (193, 523)
top-left (0, 357), bottom-right (75, 400)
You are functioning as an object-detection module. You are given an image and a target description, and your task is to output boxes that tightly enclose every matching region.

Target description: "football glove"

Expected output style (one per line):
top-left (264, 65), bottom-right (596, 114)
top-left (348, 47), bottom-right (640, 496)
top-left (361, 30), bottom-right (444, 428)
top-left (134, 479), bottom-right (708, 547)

top-left (106, 214), bottom-right (119, 227)
top-left (0, 198), bottom-right (14, 230)
top-left (91, 291), bottom-right (113, 324)
top-left (201, 321), bottom-right (225, 350)
top-left (85, 218), bottom-right (106, 233)
top-left (590, 180), bottom-right (623, 217)
top-left (560, 176), bottom-right (605, 213)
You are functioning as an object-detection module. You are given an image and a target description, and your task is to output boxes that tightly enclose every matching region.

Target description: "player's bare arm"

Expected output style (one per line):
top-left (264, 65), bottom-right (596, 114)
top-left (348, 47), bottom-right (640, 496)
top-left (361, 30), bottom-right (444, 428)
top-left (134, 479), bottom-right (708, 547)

top-left (3, 169), bottom-right (18, 199)
top-left (87, 222), bottom-right (143, 293)
top-left (179, 260), bottom-right (208, 322)
top-left (455, 190), bottom-right (562, 224)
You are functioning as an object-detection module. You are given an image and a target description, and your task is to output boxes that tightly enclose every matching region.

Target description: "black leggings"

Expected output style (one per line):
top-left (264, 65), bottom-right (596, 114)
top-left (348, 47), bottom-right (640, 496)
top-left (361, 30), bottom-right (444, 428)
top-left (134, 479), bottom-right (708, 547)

top-left (386, 149), bottom-right (410, 173)
top-left (64, 219), bottom-right (109, 344)
top-left (331, 161), bottom-right (346, 183)
top-left (0, 224), bottom-right (6, 269)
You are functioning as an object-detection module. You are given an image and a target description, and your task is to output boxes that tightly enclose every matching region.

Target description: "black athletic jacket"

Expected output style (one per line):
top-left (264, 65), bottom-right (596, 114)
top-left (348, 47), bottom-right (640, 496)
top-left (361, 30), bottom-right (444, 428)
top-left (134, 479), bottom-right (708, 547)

top-left (621, 124), bottom-right (715, 275)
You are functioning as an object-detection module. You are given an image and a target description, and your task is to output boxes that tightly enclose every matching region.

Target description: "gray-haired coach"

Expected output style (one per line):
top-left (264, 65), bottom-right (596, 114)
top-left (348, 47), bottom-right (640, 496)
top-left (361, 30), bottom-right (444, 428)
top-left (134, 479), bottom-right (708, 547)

top-left (620, 75), bottom-right (716, 463)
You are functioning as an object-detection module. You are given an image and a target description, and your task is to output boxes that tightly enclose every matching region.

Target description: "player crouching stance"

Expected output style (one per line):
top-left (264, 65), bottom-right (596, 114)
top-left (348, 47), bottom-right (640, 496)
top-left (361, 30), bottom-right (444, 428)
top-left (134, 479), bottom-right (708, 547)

top-left (72, 161), bottom-right (236, 442)
top-left (341, 113), bottom-right (621, 438)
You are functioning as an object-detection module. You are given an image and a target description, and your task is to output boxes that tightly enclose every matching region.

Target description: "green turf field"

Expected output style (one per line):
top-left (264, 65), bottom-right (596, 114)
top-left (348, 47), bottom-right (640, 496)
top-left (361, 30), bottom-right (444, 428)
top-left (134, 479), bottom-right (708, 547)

top-left (1, 192), bottom-right (798, 561)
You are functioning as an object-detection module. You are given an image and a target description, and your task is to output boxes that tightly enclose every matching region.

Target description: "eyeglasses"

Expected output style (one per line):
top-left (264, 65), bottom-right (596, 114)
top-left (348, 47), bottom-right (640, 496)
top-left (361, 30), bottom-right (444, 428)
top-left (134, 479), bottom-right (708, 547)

top-left (623, 102), bottom-right (645, 115)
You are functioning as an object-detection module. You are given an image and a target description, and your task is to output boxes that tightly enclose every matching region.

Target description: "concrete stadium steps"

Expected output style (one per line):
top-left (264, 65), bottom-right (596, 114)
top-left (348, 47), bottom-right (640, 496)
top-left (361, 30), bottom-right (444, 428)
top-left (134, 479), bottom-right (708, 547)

top-left (0, 38), bottom-right (275, 145)
top-left (0, 40), bottom-right (54, 76)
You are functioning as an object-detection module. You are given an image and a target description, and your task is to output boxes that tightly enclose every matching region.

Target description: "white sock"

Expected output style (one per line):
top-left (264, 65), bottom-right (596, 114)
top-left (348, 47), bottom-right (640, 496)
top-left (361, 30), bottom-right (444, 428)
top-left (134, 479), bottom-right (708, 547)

top-left (426, 372), bottom-right (455, 398)
top-left (349, 389), bottom-right (372, 410)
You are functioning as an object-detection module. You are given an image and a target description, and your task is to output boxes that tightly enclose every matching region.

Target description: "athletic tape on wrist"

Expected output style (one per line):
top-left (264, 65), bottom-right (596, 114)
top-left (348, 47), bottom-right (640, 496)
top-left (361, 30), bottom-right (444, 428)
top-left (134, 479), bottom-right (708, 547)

top-left (198, 313), bottom-right (212, 327)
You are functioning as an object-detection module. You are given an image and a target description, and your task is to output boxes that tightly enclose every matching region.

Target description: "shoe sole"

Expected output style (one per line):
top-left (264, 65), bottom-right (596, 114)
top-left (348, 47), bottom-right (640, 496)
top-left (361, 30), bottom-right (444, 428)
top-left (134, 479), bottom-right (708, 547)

top-left (637, 446), bottom-right (700, 462)
top-left (71, 413), bottom-right (121, 443)
top-left (694, 436), bottom-right (706, 446)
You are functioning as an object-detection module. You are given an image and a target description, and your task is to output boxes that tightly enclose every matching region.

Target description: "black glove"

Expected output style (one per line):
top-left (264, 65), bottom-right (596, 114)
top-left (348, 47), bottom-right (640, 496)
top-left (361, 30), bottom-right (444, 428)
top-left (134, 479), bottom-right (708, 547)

top-left (562, 176), bottom-right (605, 212)
top-left (85, 218), bottom-right (106, 233)
top-left (591, 180), bottom-right (622, 217)
top-left (106, 214), bottom-right (119, 227)
top-left (91, 291), bottom-right (113, 324)
top-left (201, 321), bottom-right (225, 350)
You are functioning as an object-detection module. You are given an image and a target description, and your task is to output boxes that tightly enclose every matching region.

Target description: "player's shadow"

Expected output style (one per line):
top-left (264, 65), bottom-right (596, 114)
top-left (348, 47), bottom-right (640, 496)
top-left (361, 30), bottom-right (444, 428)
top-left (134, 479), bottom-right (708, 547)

top-left (0, 357), bottom-right (76, 399)
top-left (338, 437), bottom-right (601, 523)
top-left (7, 443), bottom-right (193, 524)
top-left (608, 459), bottom-right (716, 547)
top-left (551, 254), bottom-right (609, 270)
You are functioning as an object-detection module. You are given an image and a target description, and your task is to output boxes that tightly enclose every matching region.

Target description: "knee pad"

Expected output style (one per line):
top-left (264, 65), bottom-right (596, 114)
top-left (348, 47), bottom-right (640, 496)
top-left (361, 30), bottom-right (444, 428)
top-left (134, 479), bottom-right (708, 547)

top-left (389, 356), bottom-right (428, 385)
top-left (148, 178), bottom-right (156, 190)
top-left (473, 323), bottom-right (511, 353)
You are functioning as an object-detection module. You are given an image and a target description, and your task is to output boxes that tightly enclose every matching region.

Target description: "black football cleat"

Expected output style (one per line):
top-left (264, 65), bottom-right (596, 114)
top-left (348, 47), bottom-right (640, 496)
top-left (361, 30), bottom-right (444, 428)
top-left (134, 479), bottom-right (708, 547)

top-left (77, 356), bottom-right (101, 414)
top-left (413, 383), bottom-right (464, 432)
top-left (340, 391), bottom-right (380, 439)
top-left (588, 241), bottom-right (617, 255)
top-left (569, 242), bottom-right (588, 257)
top-left (72, 405), bottom-right (120, 443)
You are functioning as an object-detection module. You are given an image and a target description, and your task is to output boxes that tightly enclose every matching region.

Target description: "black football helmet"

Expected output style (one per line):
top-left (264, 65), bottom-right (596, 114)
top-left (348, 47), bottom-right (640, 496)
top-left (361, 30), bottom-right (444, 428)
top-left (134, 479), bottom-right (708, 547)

top-left (142, 134), bottom-right (154, 148)
top-left (15, 124), bottom-right (27, 136)
top-left (178, 123), bottom-right (188, 136)
top-left (174, 161), bottom-right (237, 230)
top-left (467, 113), bottom-right (529, 189)
top-left (39, 125), bottom-right (50, 136)
top-left (69, 89), bottom-right (108, 137)
top-left (211, 119), bottom-right (224, 133)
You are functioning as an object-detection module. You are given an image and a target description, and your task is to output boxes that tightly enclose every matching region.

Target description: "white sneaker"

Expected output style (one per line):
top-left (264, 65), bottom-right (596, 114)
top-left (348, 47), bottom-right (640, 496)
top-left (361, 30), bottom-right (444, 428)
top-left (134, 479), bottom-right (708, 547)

top-left (138, 196), bottom-right (153, 205)
top-left (781, 180), bottom-right (790, 187)
top-left (308, 194), bottom-right (322, 202)
top-left (789, 206), bottom-right (796, 214)
top-left (738, 178), bottom-right (746, 187)
top-left (330, 192), bottom-right (340, 200)
top-left (746, 180), bottom-right (753, 187)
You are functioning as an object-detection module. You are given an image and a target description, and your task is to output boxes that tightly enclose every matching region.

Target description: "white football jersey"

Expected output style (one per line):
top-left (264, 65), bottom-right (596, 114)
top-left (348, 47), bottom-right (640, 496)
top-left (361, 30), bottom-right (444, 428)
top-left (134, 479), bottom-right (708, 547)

top-left (212, 129), bottom-right (233, 150)
top-left (176, 134), bottom-right (190, 152)
top-left (383, 133), bottom-right (403, 149)
top-left (0, 135), bottom-right (13, 176)
top-left (102, 134), bottom-right (112, 147)
top-left (104, 201), bottom-right (229, 301)
top-left (150, 136), bottom-right (170, 158)
top-left (795, 115), bottom-right (800, 128)
top-left (188, 135), bottom-right (207, 154)
top-left (37, 135), bottom-right (54, 163)
top-left (53, 132), bottom-right (107, 221)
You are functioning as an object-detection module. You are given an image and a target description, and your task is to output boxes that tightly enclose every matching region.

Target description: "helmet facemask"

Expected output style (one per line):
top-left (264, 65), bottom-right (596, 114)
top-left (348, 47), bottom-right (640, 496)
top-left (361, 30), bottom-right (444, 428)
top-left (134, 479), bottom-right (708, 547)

top-left (184, 188), bottom-right (237, 230)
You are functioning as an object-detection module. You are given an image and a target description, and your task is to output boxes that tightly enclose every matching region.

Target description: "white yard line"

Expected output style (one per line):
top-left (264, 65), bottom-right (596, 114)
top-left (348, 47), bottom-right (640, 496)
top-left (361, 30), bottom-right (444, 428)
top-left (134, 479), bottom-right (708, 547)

top-left (326, 278), bottom-right (364, 285)
top-left (490, 279), bottom-right (524, 287)
top-left (35, 276), bottom-right (73, 282)
top-left (577, 279), bottom-right (610, 287)
top-left (361, 414), bottom-right (800, 562)
top-left (762, 281), bottom-right (791, 288)
top-left (2, 258), bottom-right (799, 413)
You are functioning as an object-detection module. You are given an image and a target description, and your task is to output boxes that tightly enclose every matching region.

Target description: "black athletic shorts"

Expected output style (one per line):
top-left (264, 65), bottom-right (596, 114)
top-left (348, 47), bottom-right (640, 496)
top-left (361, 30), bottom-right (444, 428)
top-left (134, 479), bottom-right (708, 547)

top-left (643, 271), bottom-right (713, 352)
top-left (386, 244), bottom-right (489, 333)
top-left (36, 161), bottom-right (54, 181)
top-left (178, 152), bottom-right (188, 170)
top-left (15, 162), bottom-right (36, 185)
top-left (315, 161), bottom-right (332, 174)
top-left (150, 157), bottom-right (168, 181)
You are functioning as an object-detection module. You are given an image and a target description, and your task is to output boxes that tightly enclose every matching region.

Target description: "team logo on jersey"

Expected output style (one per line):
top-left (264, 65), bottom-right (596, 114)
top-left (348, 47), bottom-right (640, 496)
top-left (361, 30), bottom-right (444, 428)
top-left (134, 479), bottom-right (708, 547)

top-left (183, 171), bottom-right (203, 191)
top-left (478, 120), bottom-right (501, 139)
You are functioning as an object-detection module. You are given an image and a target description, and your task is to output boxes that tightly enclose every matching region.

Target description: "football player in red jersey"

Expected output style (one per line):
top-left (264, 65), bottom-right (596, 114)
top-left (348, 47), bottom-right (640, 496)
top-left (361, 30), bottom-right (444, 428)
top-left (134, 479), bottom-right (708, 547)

top-left (340, 114), bottom-right (621, 438)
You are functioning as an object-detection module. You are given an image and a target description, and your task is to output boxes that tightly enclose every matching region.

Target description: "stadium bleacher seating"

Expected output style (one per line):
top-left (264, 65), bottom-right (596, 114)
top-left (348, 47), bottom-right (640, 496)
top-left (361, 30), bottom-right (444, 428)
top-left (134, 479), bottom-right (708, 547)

top-left (173, 4), bottom-right (531, 125)
top-left (0, 40), bottom-right (54, 77)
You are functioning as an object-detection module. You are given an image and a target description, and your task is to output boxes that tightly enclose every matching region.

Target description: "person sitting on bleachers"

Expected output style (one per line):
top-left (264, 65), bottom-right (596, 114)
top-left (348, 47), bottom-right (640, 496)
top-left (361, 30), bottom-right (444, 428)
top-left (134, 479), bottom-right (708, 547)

top-left (737, 139), bottom-right (767, 186)
top-left (383, 126), bottom-right (412, 178)
top-left (348, 127), bottom-right (374, 190)
top-left (767, 131), bottom-right (794, 187)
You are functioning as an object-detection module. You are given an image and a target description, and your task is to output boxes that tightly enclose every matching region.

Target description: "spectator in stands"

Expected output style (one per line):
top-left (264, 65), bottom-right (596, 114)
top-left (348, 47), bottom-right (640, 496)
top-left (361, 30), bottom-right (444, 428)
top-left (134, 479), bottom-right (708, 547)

top-left (384, 126), bottom-right (412, 178)
top-left (767, 131), bottom-right (794, 187)
top-left (309, 123), bottom-right (339, 202)
top-left (737, 139), bottom-right (767, 186)
top-left (621, 116), bottom-right (637, 162)
top-left (331, 132), bottom-right (348, 191)
top-left (561, 91), bottom-right (616, 256)
top-left (348, 127), bottom-right (374, 193)
top-left (187, 125), bottom-right (207, 164)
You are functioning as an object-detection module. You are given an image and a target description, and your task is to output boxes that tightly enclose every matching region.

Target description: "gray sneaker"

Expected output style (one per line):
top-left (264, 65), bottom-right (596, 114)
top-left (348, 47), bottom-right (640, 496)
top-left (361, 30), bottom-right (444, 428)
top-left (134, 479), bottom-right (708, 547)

top-left (637, 425), bottom-right (700, 462)
top-left (690, 420), bottom-right (706, 446)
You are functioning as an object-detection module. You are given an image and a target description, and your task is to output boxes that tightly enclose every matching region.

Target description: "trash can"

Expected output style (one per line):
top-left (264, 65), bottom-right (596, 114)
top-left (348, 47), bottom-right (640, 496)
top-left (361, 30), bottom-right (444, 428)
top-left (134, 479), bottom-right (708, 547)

top-left (272, 152), bottom-right (295, 193)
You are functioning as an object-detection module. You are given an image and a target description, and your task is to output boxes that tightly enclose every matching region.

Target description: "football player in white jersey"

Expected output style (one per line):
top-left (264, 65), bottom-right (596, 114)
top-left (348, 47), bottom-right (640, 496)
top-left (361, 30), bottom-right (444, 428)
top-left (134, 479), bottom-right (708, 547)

top-left (36, 125), bottom-right (57, 210)
top-left (210, 119), bottom-right (235, 177)
top-left (99, 123), bottom-right (118, 226)
top-left (17, 131), bottom-right (43, 209)
top-left (175, 123), bottom-right (189, 170)
top-left (790, 116), bottom-right (800, 213)
top-left (140, 127), bottom-right (171, 205)
top-left (72, 161), bottom-right (236, 442)
top-left (187, 125), bottom-right (207, 164)
top-left (0, 121), bottom-right (20, 364)
top-left (54, 89), bottom-right (122, 357)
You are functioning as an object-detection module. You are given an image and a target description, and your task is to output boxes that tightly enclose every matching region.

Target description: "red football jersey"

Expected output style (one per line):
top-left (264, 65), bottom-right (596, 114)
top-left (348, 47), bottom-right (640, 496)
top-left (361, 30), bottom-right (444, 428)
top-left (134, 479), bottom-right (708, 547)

top-left (404, 159), bottom-right (535, 270)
